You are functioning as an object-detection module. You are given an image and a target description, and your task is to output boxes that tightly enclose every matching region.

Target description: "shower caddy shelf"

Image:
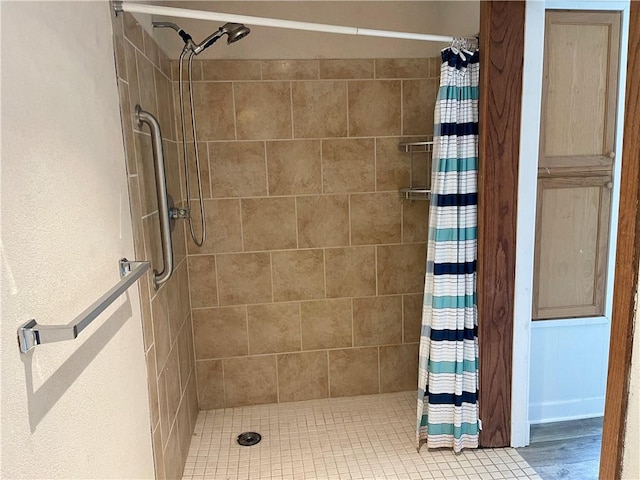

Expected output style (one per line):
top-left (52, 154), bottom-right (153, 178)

top-left (398, 139), bottom-right (433, 202)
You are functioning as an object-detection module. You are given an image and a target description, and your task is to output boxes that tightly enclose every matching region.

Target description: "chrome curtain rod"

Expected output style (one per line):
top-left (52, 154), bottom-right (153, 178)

top-left (113, 1), bottom-right (456, 43)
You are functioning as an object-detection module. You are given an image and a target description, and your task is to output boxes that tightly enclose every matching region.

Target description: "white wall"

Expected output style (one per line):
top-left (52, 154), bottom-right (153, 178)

top-left (622, 272), bottom-right (639, 479)
top-left (149, 1), bottom-right (479, 59)
top-left (0, 2), bottom-right (154, 478)
top-left (529, 319), bottom-right (609, 423)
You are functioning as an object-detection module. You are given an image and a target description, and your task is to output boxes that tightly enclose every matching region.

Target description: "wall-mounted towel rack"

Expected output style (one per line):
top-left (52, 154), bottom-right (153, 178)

top-left (17, 258), bottom-right (150, 354)
top-left (398, 139), bottom-right (433, 202)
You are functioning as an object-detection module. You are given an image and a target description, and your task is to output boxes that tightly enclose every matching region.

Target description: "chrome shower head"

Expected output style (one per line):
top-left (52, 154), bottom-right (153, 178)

top-left (193, 22), bottom-right (251, 55)
top-left (222, 23), bottom-right (251, 44)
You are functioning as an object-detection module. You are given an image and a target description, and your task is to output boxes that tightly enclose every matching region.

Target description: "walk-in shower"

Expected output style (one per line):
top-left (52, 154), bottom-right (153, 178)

top-left (153, 21), bottom-right (250, 247)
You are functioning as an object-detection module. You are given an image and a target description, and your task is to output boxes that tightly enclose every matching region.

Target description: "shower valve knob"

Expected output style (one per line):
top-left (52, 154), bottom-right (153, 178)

top-left (169, 207), bottom-right (190, 219)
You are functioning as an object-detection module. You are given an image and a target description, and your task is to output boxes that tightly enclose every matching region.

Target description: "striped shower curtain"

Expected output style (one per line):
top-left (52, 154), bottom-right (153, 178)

top-left (416, 45), bottom-right (480, 453)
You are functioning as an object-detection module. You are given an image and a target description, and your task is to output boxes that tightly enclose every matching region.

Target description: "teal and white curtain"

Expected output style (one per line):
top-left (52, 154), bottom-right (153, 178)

top-left (417, 44), bottom-right (480, 453)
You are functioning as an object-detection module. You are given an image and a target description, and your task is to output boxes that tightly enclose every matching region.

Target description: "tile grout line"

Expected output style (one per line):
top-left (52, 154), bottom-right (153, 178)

top-left (245, 305), bottom-right (250, 356)
top-left (231, 81), bottom-right (238, 141)
top-left (270, 252), bottom-right (275, 304)
top-left (322, 249), bottom-right (328, 300)
top-left (299, 302), bottom-right (303, 352)
top-left (290, 81), bottom-right (295, 139)
top-left (238, 198), bottom-right (245, 253)
top-left (264, 141), bottom-right (270, 196)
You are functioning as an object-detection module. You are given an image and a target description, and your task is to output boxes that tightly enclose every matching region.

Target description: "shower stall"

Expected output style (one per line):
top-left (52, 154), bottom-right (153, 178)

top-left (110, 3), bottom-right (484, 478)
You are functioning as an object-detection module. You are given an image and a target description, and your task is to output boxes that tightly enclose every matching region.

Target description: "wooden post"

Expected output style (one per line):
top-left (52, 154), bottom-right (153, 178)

top-left (477, 0), bottom-right (525, 447)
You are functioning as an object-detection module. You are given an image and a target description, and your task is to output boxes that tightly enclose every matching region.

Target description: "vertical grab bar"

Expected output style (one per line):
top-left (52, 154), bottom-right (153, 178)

top-left (135, 105), bottom-right (173, 289)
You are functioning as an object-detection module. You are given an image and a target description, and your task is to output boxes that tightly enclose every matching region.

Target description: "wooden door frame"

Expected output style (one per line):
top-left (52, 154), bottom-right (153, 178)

top-left (478, 0), bottom-right (638, 476)
top-left (600, 1), bottom-right (639, 477)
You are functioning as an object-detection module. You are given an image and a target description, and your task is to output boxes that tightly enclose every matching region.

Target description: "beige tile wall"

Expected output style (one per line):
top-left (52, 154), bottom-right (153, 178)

top-left (112, 14), bottom-right (197, 479)
top-left (176, 58), bottom-right (438, 409)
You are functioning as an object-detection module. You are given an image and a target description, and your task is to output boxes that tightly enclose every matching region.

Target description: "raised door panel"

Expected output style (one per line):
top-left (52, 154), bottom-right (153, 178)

top-left (541, 11), bottom-right (620, 167)
top-left (533, 176), bottom-right (611, 319)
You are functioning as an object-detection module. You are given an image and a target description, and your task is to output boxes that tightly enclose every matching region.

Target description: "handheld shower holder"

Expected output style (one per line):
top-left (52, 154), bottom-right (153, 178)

top-left (169, 206), bottom-right (190, 220)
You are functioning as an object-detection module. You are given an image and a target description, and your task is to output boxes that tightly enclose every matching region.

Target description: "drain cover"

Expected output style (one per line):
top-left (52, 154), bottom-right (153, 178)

top-left (237, 431), bottom-right (261, 446)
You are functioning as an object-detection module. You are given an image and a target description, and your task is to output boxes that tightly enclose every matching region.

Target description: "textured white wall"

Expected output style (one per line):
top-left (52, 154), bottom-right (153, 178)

top-left (146, 1), bottom-right (479, 59)
top-left (623, 271), bottom-right (639, 479)
top-left (0, 2), bottom-right (154, 478)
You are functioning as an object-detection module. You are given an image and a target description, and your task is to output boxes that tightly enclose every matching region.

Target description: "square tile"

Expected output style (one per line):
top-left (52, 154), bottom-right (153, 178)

top-left (267, 140), bottom-right (322, 195)
top-left (403, 200), bottom-right (430, 243)
top-left (350, 192), bottom-right (402, 245)
top-left (319, 59), bottom-right (374, 79)
top-left (353, 296), bottom-right (403, 346)
top-left (134, 132), bottom-right (158, 216)
top-left (277, 351), bottom-right (329, 402)
top-left (297, 195), bottom-right (349, 248)
top-left (348, 81), bottom-right (401, 137)
top-left (403, 294), bottom-right (424, 343)
top-left (380, 343), bottom-right (419, 392)
top-left (195, 359), bottom-right (225, 410)
top-left (241, 197), bottom-right (297, 251)
top-left (187, 255), bottom-right (218, 308)
top-left (223, 355), bottom-right (278, 406)
top-left (234, 82), bottom-right (292, 140)
top-left (136, 49), bottom-right (157, 118)
top-left (375, 58), bottom-right (430, 79)
top-left (247, 303), bottom-right (301, 354)
top-left (300, 299), bottom-right (352, 350)
top-left (209, 141), bottom-right (267, 197)
top-left (403, 79), bottom-right (438, 136)
top-left (325, 247), bottom-right (376, 298)
top-left (192, 306), bottom-right (247, 359)
top-left (322, 138), bottom-right (375, 193)
top-left (216, 253), bottom-right (273, 305)
top-left (181, 392), bottom-right (539, 480)
top-left (292, 81), bottom-right (347, 138)
top-left (187, 199), bottom-right (243, 255)
top-left (375, 137), bottom-right (430, 192)
top-left (377, 244), bottom-right (427, 295)
top-left (262, 60), bottom-right (319, 80)
top-left (202, 60), bottom-right (261, 81)
top-left (188, 82), bottom-right (236, 141)
top-left (329, 347), bottom-right (379, 397)
top-left (272, 250), bottom-right (325, 302)
top-left (179, 141), bottom-right (210, 200)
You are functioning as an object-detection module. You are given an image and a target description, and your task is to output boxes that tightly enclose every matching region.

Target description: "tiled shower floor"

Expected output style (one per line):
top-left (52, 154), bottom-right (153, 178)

top-left (182, 391), bottom-right (541, 480)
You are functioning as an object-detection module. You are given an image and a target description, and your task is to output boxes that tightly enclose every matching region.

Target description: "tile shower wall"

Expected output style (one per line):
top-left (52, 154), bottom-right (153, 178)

top-left (112, 14), bottom-right (197, 479)
top-left (176, 58), bottom-right (439, 409)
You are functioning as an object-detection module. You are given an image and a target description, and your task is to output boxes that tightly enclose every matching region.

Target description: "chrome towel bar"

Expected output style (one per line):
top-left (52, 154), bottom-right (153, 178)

top-left (17, 258), bottom-right (150, 354)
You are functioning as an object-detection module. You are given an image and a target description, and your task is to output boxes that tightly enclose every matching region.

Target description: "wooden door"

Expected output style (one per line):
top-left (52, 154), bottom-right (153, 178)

top-left (533, 11), bottom-right (620, 320)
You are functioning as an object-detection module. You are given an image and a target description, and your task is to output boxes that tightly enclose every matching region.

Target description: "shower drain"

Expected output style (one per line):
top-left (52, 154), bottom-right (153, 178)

top-left (237, 431), bottom-right (262, 446)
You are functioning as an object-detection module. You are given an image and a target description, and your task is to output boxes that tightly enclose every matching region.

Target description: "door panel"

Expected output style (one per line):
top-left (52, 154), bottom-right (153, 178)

top-left (534, 176), bottom-right (612, 319)
top-left (533, 10), bottom-right (620, 321)
top-left (544, 23), bottom-right (609, 157)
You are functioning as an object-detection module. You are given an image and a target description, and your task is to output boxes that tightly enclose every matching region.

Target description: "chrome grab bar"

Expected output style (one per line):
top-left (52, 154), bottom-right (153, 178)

top-left (135, 105), bottom-right (173, 289)
top-left (17, 259), bottom-right (150, 354)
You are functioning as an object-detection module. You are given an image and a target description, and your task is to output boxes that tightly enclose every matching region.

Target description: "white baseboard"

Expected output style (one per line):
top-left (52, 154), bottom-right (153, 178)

top-left (528, 396), bottom-right (605, 424)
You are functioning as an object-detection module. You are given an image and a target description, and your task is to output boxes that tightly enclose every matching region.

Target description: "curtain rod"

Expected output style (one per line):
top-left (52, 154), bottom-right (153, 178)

top-left (113, 1), bottom-right (456, 43)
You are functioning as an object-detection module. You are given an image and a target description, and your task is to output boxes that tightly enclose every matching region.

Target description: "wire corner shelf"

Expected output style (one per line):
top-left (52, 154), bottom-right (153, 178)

top-left (398, 138), bottom-right (433, 202)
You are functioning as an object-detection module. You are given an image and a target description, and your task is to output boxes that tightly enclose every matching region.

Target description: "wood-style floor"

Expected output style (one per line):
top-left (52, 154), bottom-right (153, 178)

top-left (517, 417), bottom-right (603, 480)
